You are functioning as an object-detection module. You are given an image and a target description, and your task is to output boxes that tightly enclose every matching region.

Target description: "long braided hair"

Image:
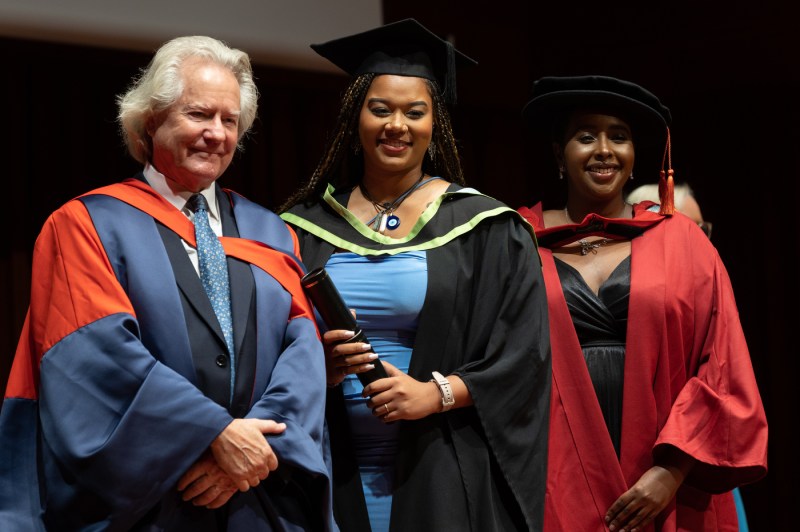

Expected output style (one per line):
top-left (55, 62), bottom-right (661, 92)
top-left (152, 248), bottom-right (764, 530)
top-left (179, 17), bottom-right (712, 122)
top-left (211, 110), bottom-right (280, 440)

top-left (278, 73), bottom-right (466, 212)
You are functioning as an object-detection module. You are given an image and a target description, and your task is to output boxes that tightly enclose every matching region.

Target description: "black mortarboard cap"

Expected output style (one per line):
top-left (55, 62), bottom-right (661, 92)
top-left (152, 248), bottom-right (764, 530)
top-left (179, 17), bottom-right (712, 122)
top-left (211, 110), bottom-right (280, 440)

top-left (311, 18), bottom-right (477, 103)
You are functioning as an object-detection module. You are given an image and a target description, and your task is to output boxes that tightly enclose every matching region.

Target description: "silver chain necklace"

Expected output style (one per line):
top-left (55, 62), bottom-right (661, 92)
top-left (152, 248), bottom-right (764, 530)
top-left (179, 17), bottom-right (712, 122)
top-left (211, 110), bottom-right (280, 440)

top-left (360, 173), bottom-right (441, 233)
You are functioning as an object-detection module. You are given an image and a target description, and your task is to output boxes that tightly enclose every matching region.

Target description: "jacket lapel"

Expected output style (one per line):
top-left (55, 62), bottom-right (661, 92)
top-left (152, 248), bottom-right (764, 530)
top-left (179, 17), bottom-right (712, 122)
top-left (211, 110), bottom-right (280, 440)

top-left (158, 224), bottom-right (227, 343)
top-left (218, 186), bottom-right (253, 357)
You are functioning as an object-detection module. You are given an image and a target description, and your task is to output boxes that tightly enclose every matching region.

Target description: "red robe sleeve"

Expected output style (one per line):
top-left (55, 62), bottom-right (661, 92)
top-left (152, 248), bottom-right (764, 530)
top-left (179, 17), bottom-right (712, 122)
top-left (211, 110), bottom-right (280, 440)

top-left (520, 202), bottom-right (767, 531)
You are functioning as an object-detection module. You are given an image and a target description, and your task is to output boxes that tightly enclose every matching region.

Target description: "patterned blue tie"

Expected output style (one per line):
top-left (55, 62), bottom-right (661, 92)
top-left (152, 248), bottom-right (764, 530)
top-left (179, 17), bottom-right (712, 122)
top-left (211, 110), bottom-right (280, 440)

top-left (188, 194), bottom-right (235, 399)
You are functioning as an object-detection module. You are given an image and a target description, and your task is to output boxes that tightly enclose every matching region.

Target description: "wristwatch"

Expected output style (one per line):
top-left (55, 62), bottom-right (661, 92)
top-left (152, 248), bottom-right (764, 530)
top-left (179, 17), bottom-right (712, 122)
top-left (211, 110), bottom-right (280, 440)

top-left (430, 371), bottom-right (455, 412)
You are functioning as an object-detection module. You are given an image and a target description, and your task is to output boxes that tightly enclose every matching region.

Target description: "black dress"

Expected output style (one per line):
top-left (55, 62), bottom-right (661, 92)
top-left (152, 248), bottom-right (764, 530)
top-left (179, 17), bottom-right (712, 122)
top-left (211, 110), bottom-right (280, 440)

top-left (555, 255), bottom-right (630, 457)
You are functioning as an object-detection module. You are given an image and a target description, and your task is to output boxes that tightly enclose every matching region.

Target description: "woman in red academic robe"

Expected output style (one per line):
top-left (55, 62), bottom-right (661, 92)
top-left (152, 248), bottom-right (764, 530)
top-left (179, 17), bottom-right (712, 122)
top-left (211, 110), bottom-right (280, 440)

top-left (517, 75), bottom-right (767, 532)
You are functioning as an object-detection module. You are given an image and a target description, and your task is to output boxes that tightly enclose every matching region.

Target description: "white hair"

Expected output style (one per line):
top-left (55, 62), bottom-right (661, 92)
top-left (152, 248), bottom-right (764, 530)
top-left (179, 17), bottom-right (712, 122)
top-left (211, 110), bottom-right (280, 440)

top-left (117, 35), bottom-right (258, 163)
top-left (626, 182), bottom-right (693, 210)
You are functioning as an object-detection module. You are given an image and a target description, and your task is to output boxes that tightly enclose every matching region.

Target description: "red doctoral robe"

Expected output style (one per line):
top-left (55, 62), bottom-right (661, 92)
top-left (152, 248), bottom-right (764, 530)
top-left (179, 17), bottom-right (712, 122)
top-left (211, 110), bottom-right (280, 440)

top-left (518, 201), bottom-right (767, 531)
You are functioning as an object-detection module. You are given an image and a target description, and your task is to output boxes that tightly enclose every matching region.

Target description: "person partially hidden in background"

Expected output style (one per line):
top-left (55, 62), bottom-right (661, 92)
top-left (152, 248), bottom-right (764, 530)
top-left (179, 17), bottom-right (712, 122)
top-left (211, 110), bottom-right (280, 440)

top-left (627, 182), bottom-right (711, 238)
top-left (0, 35), bottom-right (334, 531)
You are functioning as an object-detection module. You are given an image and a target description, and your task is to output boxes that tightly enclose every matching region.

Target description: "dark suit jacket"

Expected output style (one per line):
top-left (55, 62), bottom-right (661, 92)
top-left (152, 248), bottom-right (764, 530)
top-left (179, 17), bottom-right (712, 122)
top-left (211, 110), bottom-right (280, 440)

top-left (157, 183), bottom-right (257, 418)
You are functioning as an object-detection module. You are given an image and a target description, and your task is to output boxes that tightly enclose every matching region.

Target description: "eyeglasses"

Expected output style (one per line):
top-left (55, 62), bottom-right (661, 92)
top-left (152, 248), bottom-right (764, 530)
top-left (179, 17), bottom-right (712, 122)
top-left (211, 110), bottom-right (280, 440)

top-left (698, 221), bottom-right (713, 239)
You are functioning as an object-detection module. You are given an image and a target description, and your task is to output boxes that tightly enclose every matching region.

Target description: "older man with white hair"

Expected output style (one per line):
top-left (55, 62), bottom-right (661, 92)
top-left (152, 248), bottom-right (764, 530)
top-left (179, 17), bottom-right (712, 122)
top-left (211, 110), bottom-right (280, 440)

top-left (0, 36), bottom-right (334, 531)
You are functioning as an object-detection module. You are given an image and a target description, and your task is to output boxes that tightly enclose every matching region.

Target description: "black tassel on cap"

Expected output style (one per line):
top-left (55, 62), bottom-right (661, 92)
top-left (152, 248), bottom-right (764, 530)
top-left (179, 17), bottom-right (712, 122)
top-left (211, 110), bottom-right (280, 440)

top-left (443, 40), bottom-right (457, 104)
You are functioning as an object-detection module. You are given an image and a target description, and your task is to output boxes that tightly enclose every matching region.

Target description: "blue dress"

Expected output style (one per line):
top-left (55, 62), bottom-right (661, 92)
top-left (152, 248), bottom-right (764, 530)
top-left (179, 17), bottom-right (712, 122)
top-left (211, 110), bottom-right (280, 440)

top-left (325, 251), bottom-right (427, 532)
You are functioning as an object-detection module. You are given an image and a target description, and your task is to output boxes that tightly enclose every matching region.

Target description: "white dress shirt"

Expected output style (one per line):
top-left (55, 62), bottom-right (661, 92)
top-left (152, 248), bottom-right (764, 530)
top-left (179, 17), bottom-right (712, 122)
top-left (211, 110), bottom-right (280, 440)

top-left (143, 164), bottom-right (223, 276)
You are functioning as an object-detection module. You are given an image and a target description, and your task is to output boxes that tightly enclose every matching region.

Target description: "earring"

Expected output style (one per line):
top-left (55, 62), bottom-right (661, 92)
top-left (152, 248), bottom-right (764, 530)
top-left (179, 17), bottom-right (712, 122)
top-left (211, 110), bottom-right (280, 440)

top-left (558, 168), bottom-right (565, 180)
top-left (428, 143), bottom-right (436, 161)
top-left (352, 139), bottom-right (361, 155)
top-left (629, 173), bottom-right (634, 180)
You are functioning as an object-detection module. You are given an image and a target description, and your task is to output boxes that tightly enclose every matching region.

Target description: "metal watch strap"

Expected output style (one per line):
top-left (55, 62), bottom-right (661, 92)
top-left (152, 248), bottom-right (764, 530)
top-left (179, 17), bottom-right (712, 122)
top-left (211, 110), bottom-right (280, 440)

top-left (431, 371), bottom-right (455, 412)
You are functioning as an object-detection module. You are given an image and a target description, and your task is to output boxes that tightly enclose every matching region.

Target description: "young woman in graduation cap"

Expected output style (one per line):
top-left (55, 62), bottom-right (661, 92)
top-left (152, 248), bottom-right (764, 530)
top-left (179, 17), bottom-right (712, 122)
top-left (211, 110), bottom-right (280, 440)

top-left (517, 76), bottom-right (768, 531)
top-left (280, 19), bottom-right (550, 532)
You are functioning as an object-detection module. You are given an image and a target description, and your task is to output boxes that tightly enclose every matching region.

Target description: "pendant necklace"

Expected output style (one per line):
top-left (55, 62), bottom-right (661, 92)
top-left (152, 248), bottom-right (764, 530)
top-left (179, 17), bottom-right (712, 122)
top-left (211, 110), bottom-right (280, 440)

top-left (360, 172), bottom-right (442, 233)
top-left (576, 239), bottom-right (611, 255)
top-left (563, 205), bottom-right (627, 255)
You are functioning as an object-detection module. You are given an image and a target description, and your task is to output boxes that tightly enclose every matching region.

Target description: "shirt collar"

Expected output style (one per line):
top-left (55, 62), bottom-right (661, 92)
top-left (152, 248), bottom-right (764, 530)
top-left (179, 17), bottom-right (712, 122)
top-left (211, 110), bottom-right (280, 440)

top-left (143, 164), bottom-right (221, 222)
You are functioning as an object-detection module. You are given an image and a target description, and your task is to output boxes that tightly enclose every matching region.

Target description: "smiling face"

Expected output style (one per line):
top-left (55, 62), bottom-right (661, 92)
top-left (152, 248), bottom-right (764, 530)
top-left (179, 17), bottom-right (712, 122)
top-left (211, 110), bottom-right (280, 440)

top-left (148, 57), bottom-right (241, 192)
top-left (358, 74), bottom-right (434, 178)
top-left (558, 111), bottom-right (635, 203)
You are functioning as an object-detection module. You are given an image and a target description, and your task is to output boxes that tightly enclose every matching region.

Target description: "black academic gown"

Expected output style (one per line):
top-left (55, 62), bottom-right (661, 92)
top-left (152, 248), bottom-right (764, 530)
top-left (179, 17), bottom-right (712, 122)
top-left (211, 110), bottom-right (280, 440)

top-left (282, 183), bottom-right (551, 532)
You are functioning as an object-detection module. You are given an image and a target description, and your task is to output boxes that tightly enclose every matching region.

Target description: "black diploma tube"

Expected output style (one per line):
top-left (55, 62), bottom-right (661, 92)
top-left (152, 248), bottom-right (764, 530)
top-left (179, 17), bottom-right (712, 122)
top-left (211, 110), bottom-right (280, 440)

top-left (301, 267), bottom-right (388, 386)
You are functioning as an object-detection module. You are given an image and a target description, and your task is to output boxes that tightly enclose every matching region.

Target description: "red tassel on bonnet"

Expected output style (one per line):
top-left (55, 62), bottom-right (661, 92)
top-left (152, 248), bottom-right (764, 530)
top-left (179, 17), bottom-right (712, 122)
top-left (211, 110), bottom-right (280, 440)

top-left (658, 128), bottom-right (675, 215)
top-left (658, 169), bottom-right (675, 215)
